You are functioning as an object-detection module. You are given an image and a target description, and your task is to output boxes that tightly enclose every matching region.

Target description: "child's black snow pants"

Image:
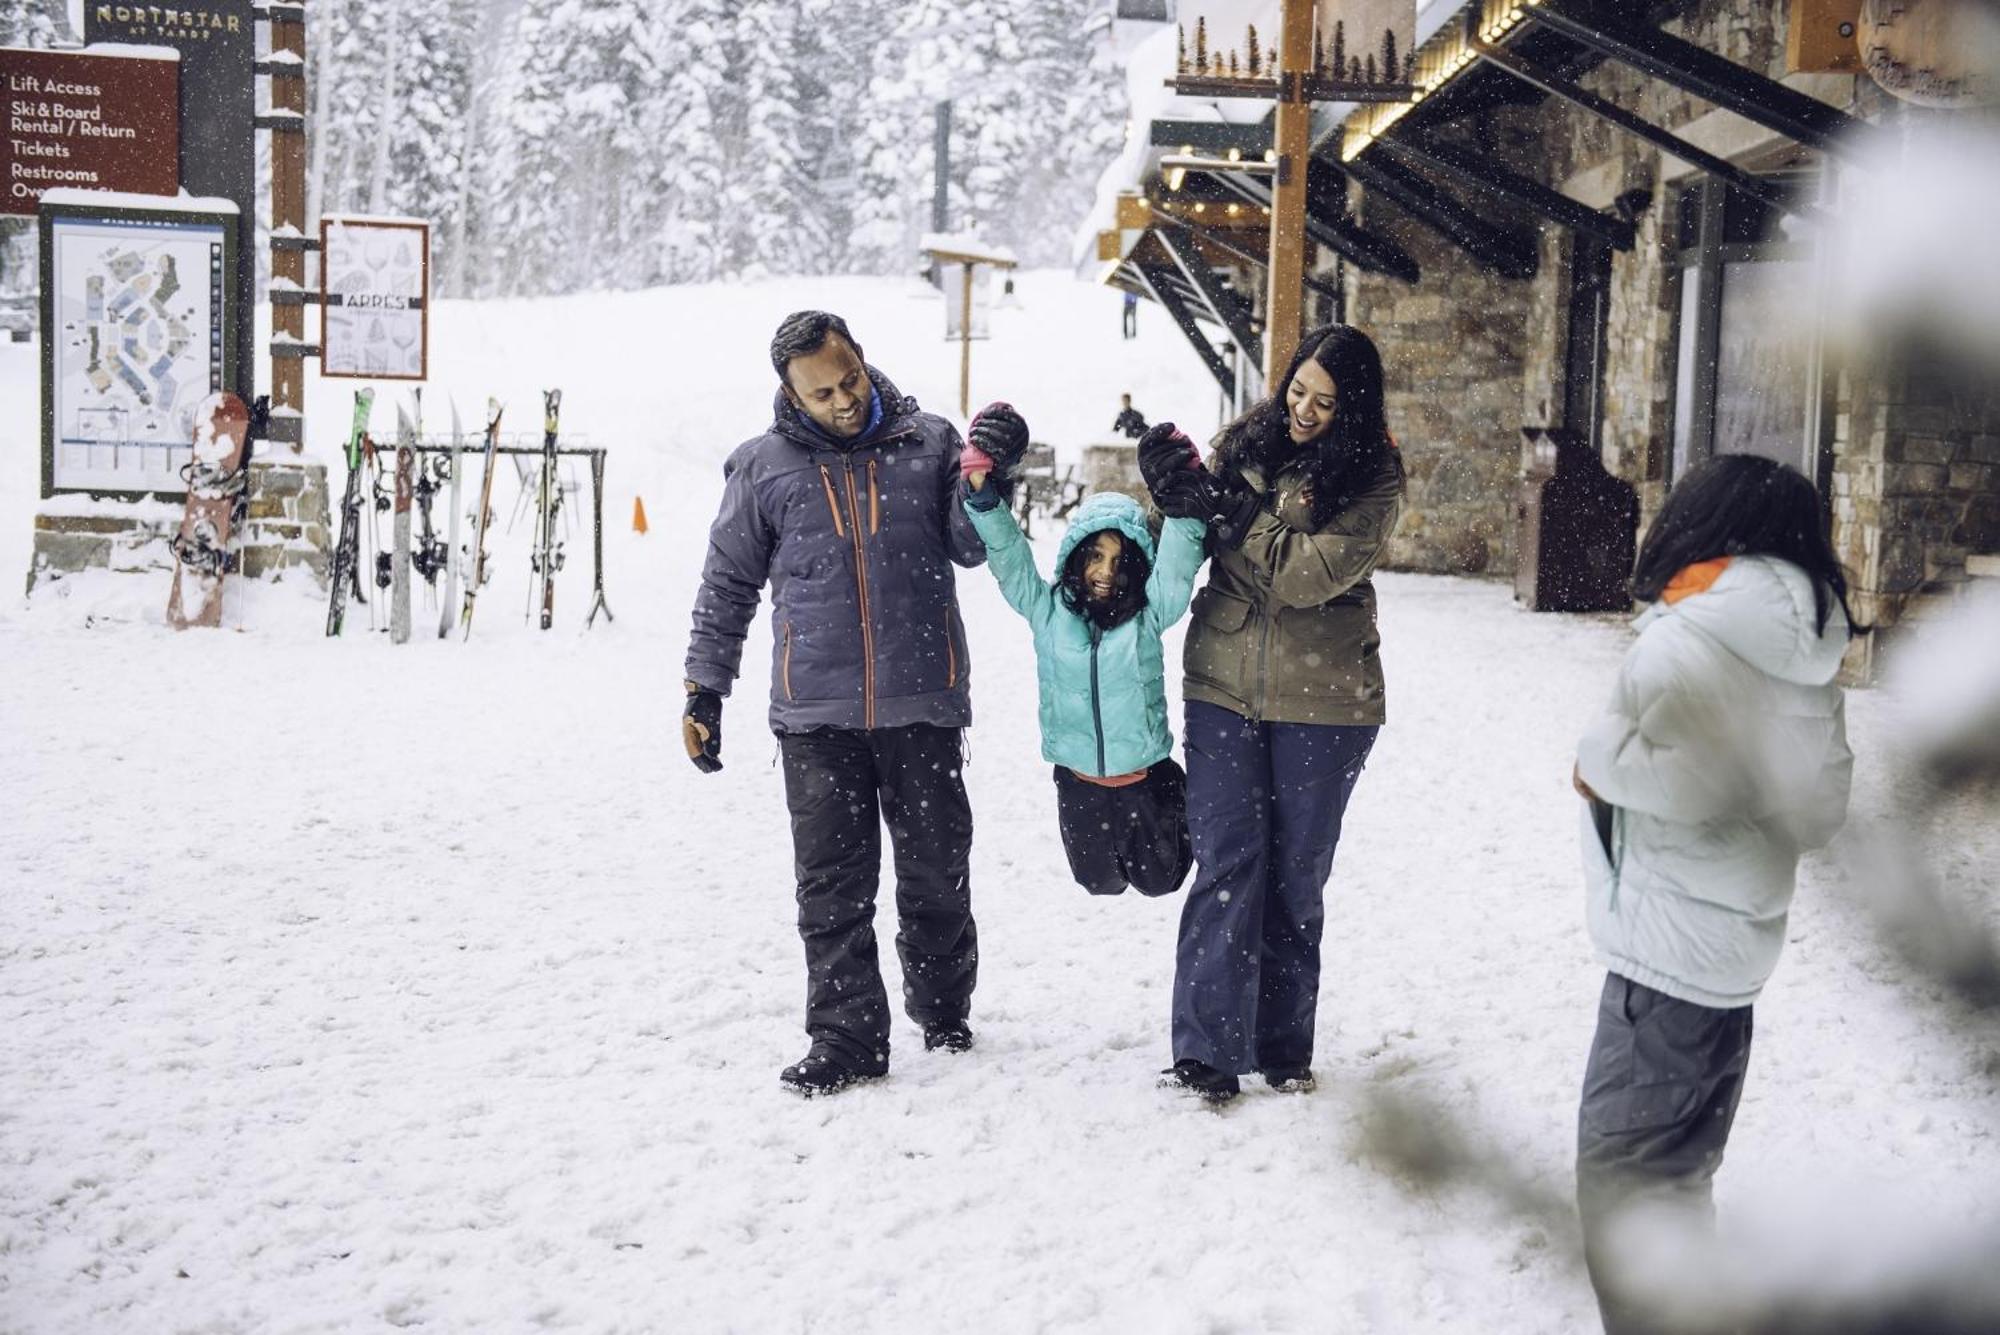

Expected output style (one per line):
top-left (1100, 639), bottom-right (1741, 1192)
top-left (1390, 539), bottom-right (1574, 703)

top-left (1053, 758), bottom-right (1192, 897)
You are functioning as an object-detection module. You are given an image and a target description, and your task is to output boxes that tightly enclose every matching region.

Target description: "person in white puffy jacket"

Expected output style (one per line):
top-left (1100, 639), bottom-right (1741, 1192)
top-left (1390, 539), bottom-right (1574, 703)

top-left (1569, 454), bottom-right (1859, 1334)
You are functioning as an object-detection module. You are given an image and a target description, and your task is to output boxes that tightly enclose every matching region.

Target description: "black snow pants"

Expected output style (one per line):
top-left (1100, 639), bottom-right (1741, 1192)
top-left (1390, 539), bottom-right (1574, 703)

top-left (1053, 759), bottom-right (1192, 897)
top-left (1576, 973), bottom-right (1753, 1335)
top-left (778, 723), bottom-right (977, 1073)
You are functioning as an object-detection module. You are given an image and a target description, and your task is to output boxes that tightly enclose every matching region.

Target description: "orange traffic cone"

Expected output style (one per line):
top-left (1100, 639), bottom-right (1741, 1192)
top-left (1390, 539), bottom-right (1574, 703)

top-left (633, 496), bottom-right (649, 534)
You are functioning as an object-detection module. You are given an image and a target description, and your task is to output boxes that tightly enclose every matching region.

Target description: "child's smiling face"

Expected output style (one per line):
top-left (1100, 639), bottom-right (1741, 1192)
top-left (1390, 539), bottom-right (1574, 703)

top-left (1081, 531), bottom-right (1124, 604)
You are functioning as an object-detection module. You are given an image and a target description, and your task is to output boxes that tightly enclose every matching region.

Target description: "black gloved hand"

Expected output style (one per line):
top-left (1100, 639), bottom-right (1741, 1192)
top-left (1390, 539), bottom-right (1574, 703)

top-left (967, 402), bottom-right (1030, 479)
top-left (1149, 467), bottom-right (1212, 521)
top-left (1136, 422), bottom-right (1202, 494)
top-left (1194, 469), bottom-right (1263, 550)
top-left (682, 681), bottom-right (723, 774)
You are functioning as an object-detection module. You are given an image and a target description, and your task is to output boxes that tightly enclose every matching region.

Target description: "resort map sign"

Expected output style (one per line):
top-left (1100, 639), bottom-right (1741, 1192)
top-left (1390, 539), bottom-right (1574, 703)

top-left (39, 196), bottom-right (237, 497)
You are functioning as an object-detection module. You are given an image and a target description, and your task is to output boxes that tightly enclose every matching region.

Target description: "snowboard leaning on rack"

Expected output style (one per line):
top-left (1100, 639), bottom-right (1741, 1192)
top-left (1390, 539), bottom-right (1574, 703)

top-left (460, 398), bottom-right (504, 640)
top-left (326, 388), bottom-right (375, 637)
top-left (530, 388), bottom-right (564, 630)
top-left (167, 391), bottom-right (253, 631)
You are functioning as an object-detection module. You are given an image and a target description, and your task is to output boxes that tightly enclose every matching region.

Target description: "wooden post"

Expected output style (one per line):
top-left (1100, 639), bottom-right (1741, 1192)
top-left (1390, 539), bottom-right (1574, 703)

top-left (1266, 0), bottom-right (1314, 379)
top-left (270, 2), bottom-right (309, 452)
top-left (959, 262), bottom-right (974, 418)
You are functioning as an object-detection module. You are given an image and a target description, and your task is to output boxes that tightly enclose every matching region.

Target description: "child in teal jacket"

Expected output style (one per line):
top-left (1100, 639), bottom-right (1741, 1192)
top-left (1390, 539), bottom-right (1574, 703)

top-left (960, 404), bottom-right (1208, 896)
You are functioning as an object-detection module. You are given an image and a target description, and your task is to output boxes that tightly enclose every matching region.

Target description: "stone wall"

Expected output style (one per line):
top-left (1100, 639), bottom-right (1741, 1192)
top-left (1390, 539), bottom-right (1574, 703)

top-left (1345, 187), bottom-right (1532, 575)
top-left (28, 460), bottom-right (333, 596)
top-left (1334, 0), bottom-right (2000, 675)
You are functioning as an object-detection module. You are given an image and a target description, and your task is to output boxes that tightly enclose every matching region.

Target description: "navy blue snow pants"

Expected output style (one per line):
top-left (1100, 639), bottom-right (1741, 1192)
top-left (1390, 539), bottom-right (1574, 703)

top-left (1172, 700), bottom-right (1377, 1074)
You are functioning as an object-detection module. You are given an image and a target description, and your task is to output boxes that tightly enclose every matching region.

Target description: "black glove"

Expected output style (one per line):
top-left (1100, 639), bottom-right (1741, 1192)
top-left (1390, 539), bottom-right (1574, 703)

top-left (1149, 467), bottom-right (1212, 521)
top-left (1136, 422), bottom-right (1202, 494)
top-left (967, 402), bottom-right (1030, 479)
top-left (682, 681), bottom-right (722, 773)
top-left (1194, 469), bottom-right (1263, 550)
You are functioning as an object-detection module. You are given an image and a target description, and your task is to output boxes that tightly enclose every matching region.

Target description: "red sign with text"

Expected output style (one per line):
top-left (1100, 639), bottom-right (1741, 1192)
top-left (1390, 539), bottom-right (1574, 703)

top-left (1, 46), bottom-right (179, 217)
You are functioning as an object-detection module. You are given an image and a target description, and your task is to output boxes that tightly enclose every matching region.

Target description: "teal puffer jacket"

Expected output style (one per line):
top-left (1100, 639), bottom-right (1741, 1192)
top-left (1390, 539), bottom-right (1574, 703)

top-left (966, 491), bottom-right (1206, 777)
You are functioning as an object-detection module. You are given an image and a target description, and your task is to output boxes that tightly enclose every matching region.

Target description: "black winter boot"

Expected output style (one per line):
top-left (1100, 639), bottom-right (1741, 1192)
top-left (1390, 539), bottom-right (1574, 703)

top-left (1262, 1066), bottom-right (1316, 1093)
top-left (779, 1047), bottom-right (885, 1098)
top-left (1162, 1059), bottom-right (1239, 1104)
top-left (922, 1019), bottom-right (974, 1053)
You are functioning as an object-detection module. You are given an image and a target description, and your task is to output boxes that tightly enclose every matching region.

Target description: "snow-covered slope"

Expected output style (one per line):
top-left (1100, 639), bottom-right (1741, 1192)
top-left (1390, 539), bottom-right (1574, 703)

top-left (2, 273), bottom-right (1996, 1333)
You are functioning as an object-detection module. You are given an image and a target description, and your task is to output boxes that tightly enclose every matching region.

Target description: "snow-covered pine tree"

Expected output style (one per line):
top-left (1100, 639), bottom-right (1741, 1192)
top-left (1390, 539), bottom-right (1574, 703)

top-left (730, 0), bottom-right (834, 277)
top-left (652, 0), bottom-right (735, 284)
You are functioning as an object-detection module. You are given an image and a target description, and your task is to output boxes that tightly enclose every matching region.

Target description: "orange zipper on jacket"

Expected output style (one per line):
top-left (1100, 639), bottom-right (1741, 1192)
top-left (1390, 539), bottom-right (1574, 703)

top-left (818, 465), bottom-right (846, 538)
top-left (868, 459), bottom-right (881, 534)
top-left (842, 460), bottom-right (876, 729)
top-left (945, 608), bottom-right (957, 688)
top-left (782, 622), bottom-right (795, 700)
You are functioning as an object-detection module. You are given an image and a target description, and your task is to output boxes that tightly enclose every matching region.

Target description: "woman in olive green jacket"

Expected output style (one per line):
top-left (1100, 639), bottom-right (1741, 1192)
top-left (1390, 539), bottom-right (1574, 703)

top-left (1141, 324), bottom-right (1404, 1104)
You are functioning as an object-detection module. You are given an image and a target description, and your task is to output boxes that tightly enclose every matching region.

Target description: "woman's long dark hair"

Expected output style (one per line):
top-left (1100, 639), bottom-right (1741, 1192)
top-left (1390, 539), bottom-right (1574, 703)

top-left (1058, 531), bottom-right (1150, 630)
top-left (1632, 454), bottom-right (1865, 636)
top-left (1212, 322), bottom-right (1402, 526)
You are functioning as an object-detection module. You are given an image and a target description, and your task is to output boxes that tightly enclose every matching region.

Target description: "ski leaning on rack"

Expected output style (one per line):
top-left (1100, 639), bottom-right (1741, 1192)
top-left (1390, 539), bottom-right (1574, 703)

top-left (438, 400), bottom-right (465, 639)
top-left (167, 391), bottom-right (254, 630)
top-left (326, 388), bottom-right (375, 637)
top-left (391, 403), bottom-right (416, 644)
top-left (460, 398), bottom-right (504, 640)
top-left (584, 449), bottom-right (614, 628)
top-left (530, 388), bottom-right (564, 630)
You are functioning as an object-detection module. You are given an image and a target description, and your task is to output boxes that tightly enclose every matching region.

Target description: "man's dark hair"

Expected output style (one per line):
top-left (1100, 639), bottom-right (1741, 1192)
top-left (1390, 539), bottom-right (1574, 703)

top-left (770, 311), bottom-right (863, 385)
top-left (1632, 453), bottom-right (1865, 635)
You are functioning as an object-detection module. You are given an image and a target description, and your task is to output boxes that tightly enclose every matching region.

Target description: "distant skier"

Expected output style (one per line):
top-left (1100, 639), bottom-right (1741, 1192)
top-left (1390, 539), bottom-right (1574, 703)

top-left (682, 310), bottom-right (990, 1097)
top-left (1121, 290), bottom-right (1139, 339)
top-left (959, 402), bottom-right (1204, 899)
top-left (1112, 393), bottom-right (1148, 440)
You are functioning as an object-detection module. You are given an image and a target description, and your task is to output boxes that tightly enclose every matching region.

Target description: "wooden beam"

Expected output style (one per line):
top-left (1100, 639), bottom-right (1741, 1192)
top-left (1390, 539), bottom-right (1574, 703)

top-left (1159, 224), bottom-right (1263, 375)
top-left (1382, 134), bottom-right (1636, 250)
top-left (1134, 262), bottom-right (1234, 398)
top-left (1149, 118), bottom-right (1273, 155)
top-left (1265, 0), bottom-right (1314, 376)
top-left (1527, 0), bottom-right (1878, 160)
top-left (1341, 152), bottom-right (1539, 280)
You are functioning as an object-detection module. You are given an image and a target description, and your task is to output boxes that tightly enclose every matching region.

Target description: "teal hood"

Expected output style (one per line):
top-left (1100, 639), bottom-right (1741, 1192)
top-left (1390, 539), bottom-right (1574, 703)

top-left (964, 489), bottom-right (1208, 777)
top-left (1053, 491), bottom-right (1157, 575)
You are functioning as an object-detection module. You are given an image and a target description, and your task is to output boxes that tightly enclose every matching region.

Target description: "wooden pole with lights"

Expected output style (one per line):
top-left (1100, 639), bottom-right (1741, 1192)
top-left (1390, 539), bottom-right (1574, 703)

top-left (1267, 0), bottom-right (1315, 378)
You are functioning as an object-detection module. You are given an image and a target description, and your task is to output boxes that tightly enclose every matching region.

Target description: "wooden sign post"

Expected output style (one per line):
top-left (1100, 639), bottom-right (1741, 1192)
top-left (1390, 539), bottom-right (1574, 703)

top-left (920, 233), bottom-right (1018, 418)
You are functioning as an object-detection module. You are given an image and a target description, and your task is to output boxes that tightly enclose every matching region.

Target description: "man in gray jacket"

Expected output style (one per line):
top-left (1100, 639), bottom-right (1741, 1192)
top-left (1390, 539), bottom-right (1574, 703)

top-left (683, 310), bottom-right (1020, 1096)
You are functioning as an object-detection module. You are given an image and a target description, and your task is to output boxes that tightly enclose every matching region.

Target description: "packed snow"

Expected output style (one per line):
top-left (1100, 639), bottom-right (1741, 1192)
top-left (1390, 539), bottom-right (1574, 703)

top-left (2, 272), bottom-right (1997, 1332)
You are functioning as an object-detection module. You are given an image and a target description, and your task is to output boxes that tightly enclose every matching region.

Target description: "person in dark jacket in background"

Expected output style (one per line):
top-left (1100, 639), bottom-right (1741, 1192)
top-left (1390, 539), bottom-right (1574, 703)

top-left (1141, 323), bottom-right (1404, 1105)
top-left (682, 310), bottom-right (1021, 1097)
top-left (1113, 393), bottom-right (1148, 440)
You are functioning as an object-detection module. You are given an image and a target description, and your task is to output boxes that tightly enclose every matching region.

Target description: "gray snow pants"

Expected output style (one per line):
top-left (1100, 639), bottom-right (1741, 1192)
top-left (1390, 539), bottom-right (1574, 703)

top-left (1576, 972), bottom-right (1753, 1335)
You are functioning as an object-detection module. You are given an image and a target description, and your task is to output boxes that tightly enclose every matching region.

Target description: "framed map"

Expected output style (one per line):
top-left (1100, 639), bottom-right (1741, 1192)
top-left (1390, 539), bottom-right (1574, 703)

top-left (40, 200), bottom-right (237, 498)
top-left (321, 214), bottom-right (429, 380)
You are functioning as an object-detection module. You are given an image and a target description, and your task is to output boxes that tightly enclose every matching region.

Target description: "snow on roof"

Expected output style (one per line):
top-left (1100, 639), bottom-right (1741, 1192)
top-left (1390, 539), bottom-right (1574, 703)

top-left (323, 213), bottom-right (430, 228)
top-left (919, 233), bottom-right (1018, 267)
top-left (1, 42), bottom-right (178, 60)
top-left (39, 189), bottom-right (238, 215)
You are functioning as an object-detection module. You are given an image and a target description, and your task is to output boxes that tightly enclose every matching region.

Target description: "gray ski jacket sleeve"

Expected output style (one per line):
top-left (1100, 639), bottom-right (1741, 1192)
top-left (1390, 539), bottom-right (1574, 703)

top-left (685, 446), bottom-right (773, 697)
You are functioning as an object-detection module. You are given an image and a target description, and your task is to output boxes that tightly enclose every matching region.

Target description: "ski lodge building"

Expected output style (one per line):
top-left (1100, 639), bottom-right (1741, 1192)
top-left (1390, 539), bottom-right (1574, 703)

top-left (1082, 0), bottom-right (2000, 676)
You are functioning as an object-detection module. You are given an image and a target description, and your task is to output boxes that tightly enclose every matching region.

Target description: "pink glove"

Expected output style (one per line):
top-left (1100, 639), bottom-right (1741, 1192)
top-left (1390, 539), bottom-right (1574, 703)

top-left (960, 440), bottom-right (996, 478)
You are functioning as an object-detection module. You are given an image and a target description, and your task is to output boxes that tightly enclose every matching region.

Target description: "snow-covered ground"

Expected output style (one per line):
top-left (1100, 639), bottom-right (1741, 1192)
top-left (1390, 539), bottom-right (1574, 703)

top-left (2, 273), bottom-right (1996, 1332)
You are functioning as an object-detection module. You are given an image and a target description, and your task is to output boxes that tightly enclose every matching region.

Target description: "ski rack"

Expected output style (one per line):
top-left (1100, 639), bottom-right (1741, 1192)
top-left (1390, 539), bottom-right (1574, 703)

top-left (384, 437), bottom-right (614, 632)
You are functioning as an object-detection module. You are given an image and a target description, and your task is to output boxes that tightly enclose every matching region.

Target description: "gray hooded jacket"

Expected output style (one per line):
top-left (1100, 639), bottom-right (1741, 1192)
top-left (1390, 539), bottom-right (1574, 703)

top-left (684, 368), bottom-right (987, 734)
top-left (1576, 555), bottom-right (1853, 1008)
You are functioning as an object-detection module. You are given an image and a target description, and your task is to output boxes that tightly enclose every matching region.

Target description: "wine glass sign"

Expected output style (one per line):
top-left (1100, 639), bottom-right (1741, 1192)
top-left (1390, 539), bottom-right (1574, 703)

top-left (320, 214), bottom-right (429, 381)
